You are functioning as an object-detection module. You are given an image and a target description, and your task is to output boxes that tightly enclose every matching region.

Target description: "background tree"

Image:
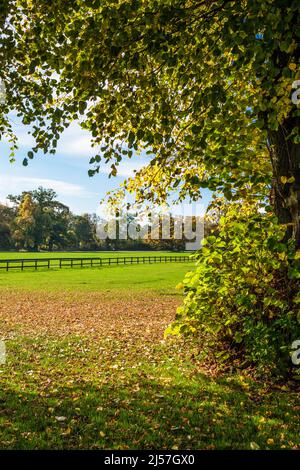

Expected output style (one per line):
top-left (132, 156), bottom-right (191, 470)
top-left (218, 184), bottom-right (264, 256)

top-left (8, 187), bottom-right (71, 251)
top-left (71, 213), bottom-right (99, 251)
top-left (145, 214), bottom-right (201, 251)
top-left (1, 188), bottom-right (159, 251)
top-left (12, 193), bottom-right (37, 251)
top-left (0, 203), bottom-right (15, 250)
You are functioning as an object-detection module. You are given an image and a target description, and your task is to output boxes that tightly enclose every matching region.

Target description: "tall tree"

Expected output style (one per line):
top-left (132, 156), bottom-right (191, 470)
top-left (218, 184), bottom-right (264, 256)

top-left (12, 193), bottom-right (37, 250)
top-left (8, 187), bottom-right (70, 251)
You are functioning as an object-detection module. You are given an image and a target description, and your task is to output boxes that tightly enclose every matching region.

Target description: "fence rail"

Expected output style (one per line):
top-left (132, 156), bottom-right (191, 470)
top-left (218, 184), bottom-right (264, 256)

top-left (0, 255), bottom-right (193, 272)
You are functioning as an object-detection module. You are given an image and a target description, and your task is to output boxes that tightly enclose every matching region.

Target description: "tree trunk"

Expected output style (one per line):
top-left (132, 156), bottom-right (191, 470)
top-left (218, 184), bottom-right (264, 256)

top-left (268, 116), bottom-right (300, 250)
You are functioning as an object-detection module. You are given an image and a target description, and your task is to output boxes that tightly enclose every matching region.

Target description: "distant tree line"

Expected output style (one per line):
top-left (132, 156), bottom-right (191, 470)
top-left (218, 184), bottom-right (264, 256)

top-left (0, 188), bottom-right (98, 252)
top-left (0, 187), bottom-right (216, 252)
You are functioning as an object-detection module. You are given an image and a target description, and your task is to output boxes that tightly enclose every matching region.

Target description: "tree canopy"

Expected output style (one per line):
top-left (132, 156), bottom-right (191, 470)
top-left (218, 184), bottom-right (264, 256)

top-left (1, 0), bottom-right (299, 248)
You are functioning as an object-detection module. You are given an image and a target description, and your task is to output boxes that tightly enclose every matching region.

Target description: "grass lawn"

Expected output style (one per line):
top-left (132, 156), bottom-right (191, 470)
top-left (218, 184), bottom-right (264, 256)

top-left (0, 259), bottom-right (299, 450)
top-left (0, 261), bottom-right (192, 293)
top-left (0, 250), bottom-right (188, 260)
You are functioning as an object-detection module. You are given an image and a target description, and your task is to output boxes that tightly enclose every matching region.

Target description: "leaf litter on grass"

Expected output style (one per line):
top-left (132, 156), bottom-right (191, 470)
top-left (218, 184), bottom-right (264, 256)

top-left (0, 291), bottom-right (180, 341)
top-left (0, 290), bottom-right (300, 449)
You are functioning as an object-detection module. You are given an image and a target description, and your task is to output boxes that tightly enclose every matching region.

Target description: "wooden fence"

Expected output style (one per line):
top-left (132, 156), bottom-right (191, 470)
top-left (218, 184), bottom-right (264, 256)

top-left (0, 255), bottom-right (193, 272)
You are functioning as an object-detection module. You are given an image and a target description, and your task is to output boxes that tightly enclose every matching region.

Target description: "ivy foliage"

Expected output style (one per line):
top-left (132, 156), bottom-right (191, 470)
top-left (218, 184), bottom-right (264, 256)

top-left (167, 199), bottom-right (300, 375)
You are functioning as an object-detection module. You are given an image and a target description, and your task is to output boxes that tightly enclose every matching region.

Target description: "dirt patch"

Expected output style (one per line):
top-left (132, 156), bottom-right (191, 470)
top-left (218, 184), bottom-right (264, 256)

top-left (0, 291), bottom-right (181, 342)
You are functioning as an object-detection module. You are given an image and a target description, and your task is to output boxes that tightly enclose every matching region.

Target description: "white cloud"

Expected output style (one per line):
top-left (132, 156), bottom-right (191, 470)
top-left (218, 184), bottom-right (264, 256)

top-left (0, 198), bottom-right (12, 207)
top-left (56, 124), bottom-right (95, 157)
top-left (0, 176), bottom-right (96, 199)
top-left (4, 120), bottom-right (151, 175)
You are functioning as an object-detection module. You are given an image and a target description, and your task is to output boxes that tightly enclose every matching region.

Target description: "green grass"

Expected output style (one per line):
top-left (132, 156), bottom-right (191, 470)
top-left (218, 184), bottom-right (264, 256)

top-left (0, 250), bottom-right (188, 260)
top-left (0, 262), bottom-right (193, 293)
top-left (1, 335), bottom-right (300, 450)
top-left (0, 259), bottom-right (299, 450)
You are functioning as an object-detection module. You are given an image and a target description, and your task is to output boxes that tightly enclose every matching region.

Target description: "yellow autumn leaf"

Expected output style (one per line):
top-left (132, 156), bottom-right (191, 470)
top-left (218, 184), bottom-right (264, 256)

top-left (289, 63), bottom-right (297, 71)
top-left (61, 427), bottom-right (71, 436)
top-left (176, 282), bottom-right (184, 290)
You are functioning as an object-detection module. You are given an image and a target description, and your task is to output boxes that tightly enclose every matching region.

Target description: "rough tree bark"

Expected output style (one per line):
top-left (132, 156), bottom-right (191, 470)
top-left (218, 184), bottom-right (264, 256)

top-left (268, 118), bottom-right (300, 251)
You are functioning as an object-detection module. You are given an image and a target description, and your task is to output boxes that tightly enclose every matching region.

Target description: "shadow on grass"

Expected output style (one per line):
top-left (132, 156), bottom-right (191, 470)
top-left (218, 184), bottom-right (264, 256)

top-left (1, 370), bottom-right (299, 450)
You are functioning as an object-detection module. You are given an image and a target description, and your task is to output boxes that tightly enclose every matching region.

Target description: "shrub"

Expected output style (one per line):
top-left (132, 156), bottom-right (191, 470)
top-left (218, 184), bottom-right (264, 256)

top-left (167, 201), bottom-right (300, 377)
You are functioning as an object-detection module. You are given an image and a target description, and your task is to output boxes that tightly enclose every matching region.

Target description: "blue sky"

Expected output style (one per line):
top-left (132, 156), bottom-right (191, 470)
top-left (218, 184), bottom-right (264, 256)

top-left (1, 118), bottom-right (211, 215)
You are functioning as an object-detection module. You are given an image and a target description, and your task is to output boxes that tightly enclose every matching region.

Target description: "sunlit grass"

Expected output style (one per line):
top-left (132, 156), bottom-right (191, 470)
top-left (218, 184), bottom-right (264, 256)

top-left (0, 250), bottom-right (187, 260)
top-left (0, 262), bottom-right (193, 293)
